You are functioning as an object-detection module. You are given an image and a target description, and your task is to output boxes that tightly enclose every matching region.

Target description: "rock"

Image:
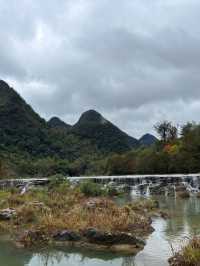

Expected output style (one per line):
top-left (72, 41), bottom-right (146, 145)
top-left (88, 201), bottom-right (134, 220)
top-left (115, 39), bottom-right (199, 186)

top-left (177, 191), bottom-right (190, 198)
top-left (83, 228), bottom-right (145, 247)
top-left (107, 181), bottom-right (116, 187)
top-left (0, 208), bottom-right (16, 220)
top-left (84, 200), bottom-right (97, 210)
top-left (152, 211), bottom-right (169, 219)
top-left (106, 182), bottom-right (126, 195)
top-left (149, 184), bottom-right (165, 195)
top-left (53, 230), bottom-right (81, 242)
top-left (83, 198), bottom-right (114, 210)
top-left (17, 229), bottom-right (48, 247)
top-left (26, 201), bottom-right (50, 211)
top-left (175, 184), bottom-right (187, 192)
top-left (160, 211), bottom-right (170, 219)
top-left (167, 185), bottom-right (176, 196)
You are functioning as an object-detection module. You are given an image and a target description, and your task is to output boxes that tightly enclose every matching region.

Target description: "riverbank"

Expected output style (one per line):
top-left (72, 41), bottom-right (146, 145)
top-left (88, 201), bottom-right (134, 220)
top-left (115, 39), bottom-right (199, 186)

top-left (0, 188), bottom-right (200, 265)
top-left (169, 237), bottom-right (200, 266)
top-left (0, 180), bottom-right (165, 255)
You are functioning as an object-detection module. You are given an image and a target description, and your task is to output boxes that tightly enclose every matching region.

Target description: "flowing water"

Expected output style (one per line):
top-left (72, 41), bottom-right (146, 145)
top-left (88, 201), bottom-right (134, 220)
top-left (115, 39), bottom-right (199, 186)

top-left (1, 195), bottom-right (200, 266)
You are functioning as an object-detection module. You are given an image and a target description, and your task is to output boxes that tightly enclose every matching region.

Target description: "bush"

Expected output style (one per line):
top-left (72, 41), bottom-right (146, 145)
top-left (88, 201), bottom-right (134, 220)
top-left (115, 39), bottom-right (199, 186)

top-left (79, 180), bottom-right (104, 197)
top-left (107, 186), bottom-right (119, 196)
top-left (48, 174), bottom-right (68, 189)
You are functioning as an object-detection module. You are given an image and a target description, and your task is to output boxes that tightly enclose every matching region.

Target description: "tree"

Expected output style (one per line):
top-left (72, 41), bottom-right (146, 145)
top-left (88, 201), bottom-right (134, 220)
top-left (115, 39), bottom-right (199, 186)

top-left (169, 125), bottom-right (178, 141)
top-left (154, 121), bottom-right (178, 142)
top-left (181, 122), bottom-right (195, 138)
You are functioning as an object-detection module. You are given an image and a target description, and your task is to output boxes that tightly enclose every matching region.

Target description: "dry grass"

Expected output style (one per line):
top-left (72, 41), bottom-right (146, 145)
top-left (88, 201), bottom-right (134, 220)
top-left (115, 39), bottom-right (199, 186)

top-left (0, 185), bottom-right (155, 246)
top-left (128, 199), bottom-right (159, 212)
top-left (33, 197), bottom-right (149, 235)
top-left (169, 237), bottom-right (200, 266)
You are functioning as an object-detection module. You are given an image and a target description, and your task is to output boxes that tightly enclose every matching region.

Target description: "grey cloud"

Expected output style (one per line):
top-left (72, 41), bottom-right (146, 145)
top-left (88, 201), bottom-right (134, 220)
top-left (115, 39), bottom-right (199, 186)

top-left (1, 0), bottom-right (200, 137)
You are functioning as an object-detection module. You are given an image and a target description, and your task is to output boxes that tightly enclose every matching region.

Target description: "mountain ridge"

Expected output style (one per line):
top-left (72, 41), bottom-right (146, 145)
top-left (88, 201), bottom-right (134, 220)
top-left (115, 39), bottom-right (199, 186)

top-left (139, 133), bottom-right (158, 146)
top-left (0, 80), bottom-right (156, 158)
top-left (71, 109), bottom-right (139, 153)
top-left (48, 117), bottom-right (72, 131)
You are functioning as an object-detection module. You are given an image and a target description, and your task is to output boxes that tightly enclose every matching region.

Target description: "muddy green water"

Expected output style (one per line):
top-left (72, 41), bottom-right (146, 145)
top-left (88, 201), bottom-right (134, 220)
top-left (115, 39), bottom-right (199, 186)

top-left (1, 196), bottom-right (200, 266)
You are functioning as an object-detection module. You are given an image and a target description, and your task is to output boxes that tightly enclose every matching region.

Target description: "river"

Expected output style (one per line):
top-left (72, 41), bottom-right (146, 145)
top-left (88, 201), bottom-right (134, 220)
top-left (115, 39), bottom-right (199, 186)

top-left (1, 195), bottom-right (200, 266)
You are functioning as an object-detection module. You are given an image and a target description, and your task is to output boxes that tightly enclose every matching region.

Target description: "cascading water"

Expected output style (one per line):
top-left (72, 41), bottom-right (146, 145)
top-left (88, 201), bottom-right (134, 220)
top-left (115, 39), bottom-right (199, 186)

top-left (181, 176), bottom-right (200, 194)
top-left (128, 175), bottom-right (200, 198)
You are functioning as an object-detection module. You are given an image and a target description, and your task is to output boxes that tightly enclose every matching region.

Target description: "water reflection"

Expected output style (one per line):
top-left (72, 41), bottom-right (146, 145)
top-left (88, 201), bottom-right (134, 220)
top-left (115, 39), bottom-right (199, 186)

top-left (162, 196), bottom-right (200, 239)
top-left (134, 196), bottom-right (200, 266)
top-left (28, 250), bottom-right (136, 266)
top-left (0, 240), bottom-right (32, 266)
top-left (0, 244), bottom-right (136, 266)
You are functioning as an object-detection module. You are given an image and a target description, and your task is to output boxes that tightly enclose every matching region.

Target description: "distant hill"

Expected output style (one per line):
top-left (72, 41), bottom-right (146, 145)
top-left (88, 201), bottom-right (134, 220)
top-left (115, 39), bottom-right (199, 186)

top-left (0, 80), bottom-right (156, 162)
top-left (0, 80), bottom-right (49, 155)
top-left (0, 81), bottom-right (99, 159)
top-left (48, 117), bottom-right (71, 131)
top-left (0, 80), bottom-right (45, 128)
top-left (71, 109), bottom-right (139, 153)
top-left (139, 133), bottom-right (158, 146)
top-left (0, 80), bottom-right (165, 177)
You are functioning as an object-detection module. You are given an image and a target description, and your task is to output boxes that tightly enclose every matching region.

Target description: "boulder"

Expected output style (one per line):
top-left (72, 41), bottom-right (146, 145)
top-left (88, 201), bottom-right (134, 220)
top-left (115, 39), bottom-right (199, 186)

top-left (18, 229), bottom-right (48, 246)
top-left (177, 191), bottom-right (190, 198)
top-left (0, 208), bottom-right (16, 220)
top-left (175, 184), bottom-right (187, 192)
top-left (167, 185), bottom-right (176, 196)
top-left (84, 199), bottom-right (97, 210)
top-left (83, 228), bottom-right (145, 247)
top-left (83, 198), bottom-right (114, 210)
top-left (53, 230), bottom-right (81, 241)
top-left (149, 184), bottom-right (165, 195)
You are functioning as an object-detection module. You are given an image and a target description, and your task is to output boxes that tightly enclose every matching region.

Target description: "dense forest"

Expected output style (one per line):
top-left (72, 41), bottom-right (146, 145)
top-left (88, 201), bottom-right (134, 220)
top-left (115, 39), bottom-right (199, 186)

top-left (0, 80), bottom-right (200, 178)
top-left (106, 121), bottom-right (200, 175)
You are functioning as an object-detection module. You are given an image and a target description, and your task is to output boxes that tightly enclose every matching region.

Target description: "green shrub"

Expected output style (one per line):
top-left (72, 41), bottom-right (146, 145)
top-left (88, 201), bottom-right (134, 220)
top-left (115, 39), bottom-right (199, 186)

top-left (47, 174), bottom-right (71, 195)
top-left (79, 180), bottom-right (104, 197)
top-left (106, 186), bottom-right (119, 196)
top-left (48, 174), bottom-right (68, 188)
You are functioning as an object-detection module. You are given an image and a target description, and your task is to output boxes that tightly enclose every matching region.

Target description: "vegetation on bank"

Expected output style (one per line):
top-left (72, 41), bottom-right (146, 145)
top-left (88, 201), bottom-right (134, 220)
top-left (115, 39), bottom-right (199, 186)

top-left (0, 180), bottom-right (159, 251)
top-left (169, 237), bottom-right (200, 266)
top-left (105, 121), bottom-right (200, 175)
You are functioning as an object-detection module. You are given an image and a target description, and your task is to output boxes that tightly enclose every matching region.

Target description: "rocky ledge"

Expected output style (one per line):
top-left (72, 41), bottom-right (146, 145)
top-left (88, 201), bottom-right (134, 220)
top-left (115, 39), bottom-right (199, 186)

top-left (17, 228), bottom-right (146, 255)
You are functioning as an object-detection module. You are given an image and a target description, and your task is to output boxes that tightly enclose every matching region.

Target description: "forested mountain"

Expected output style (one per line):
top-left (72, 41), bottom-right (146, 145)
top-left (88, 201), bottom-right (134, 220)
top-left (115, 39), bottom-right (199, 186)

top-left (2, 80), bottom-right (179, 178)
top-left (139, 134), bottom-right (158, 146)
top-left (0, 80), bottom-right (145, 170)
top-left (48, 117), bottom-right (71, 131)
top-left (0, 80), bottom-right (49, 155)
top-left (71, 109), bottom-right (139, 153)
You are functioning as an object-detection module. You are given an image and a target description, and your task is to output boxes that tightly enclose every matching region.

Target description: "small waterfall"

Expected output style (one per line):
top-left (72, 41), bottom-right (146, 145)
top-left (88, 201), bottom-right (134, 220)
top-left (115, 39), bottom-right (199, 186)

top-left (146, 185), bottom-right (150, 197)
top-left (130, 186), bottom-right (139, 198)
top-left (164, 187), bottom-right (168, 197)
top-left (181, 176), bottom-right (200, 194)
top-left (191, 176), bottom-right (200, 191)
top-left (174, 185), bottom-right (177, 198)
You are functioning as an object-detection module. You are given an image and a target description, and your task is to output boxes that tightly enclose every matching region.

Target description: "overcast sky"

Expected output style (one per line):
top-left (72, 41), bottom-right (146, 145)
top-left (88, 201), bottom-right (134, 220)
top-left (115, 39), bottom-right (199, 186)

top-left (1, 0), bottom-right (200, 137)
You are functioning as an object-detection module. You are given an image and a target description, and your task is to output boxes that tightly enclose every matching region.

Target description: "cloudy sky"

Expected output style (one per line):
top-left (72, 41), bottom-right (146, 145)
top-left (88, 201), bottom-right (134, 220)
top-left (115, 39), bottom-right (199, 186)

top-left (1, 0), bottom-right (200, 137)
